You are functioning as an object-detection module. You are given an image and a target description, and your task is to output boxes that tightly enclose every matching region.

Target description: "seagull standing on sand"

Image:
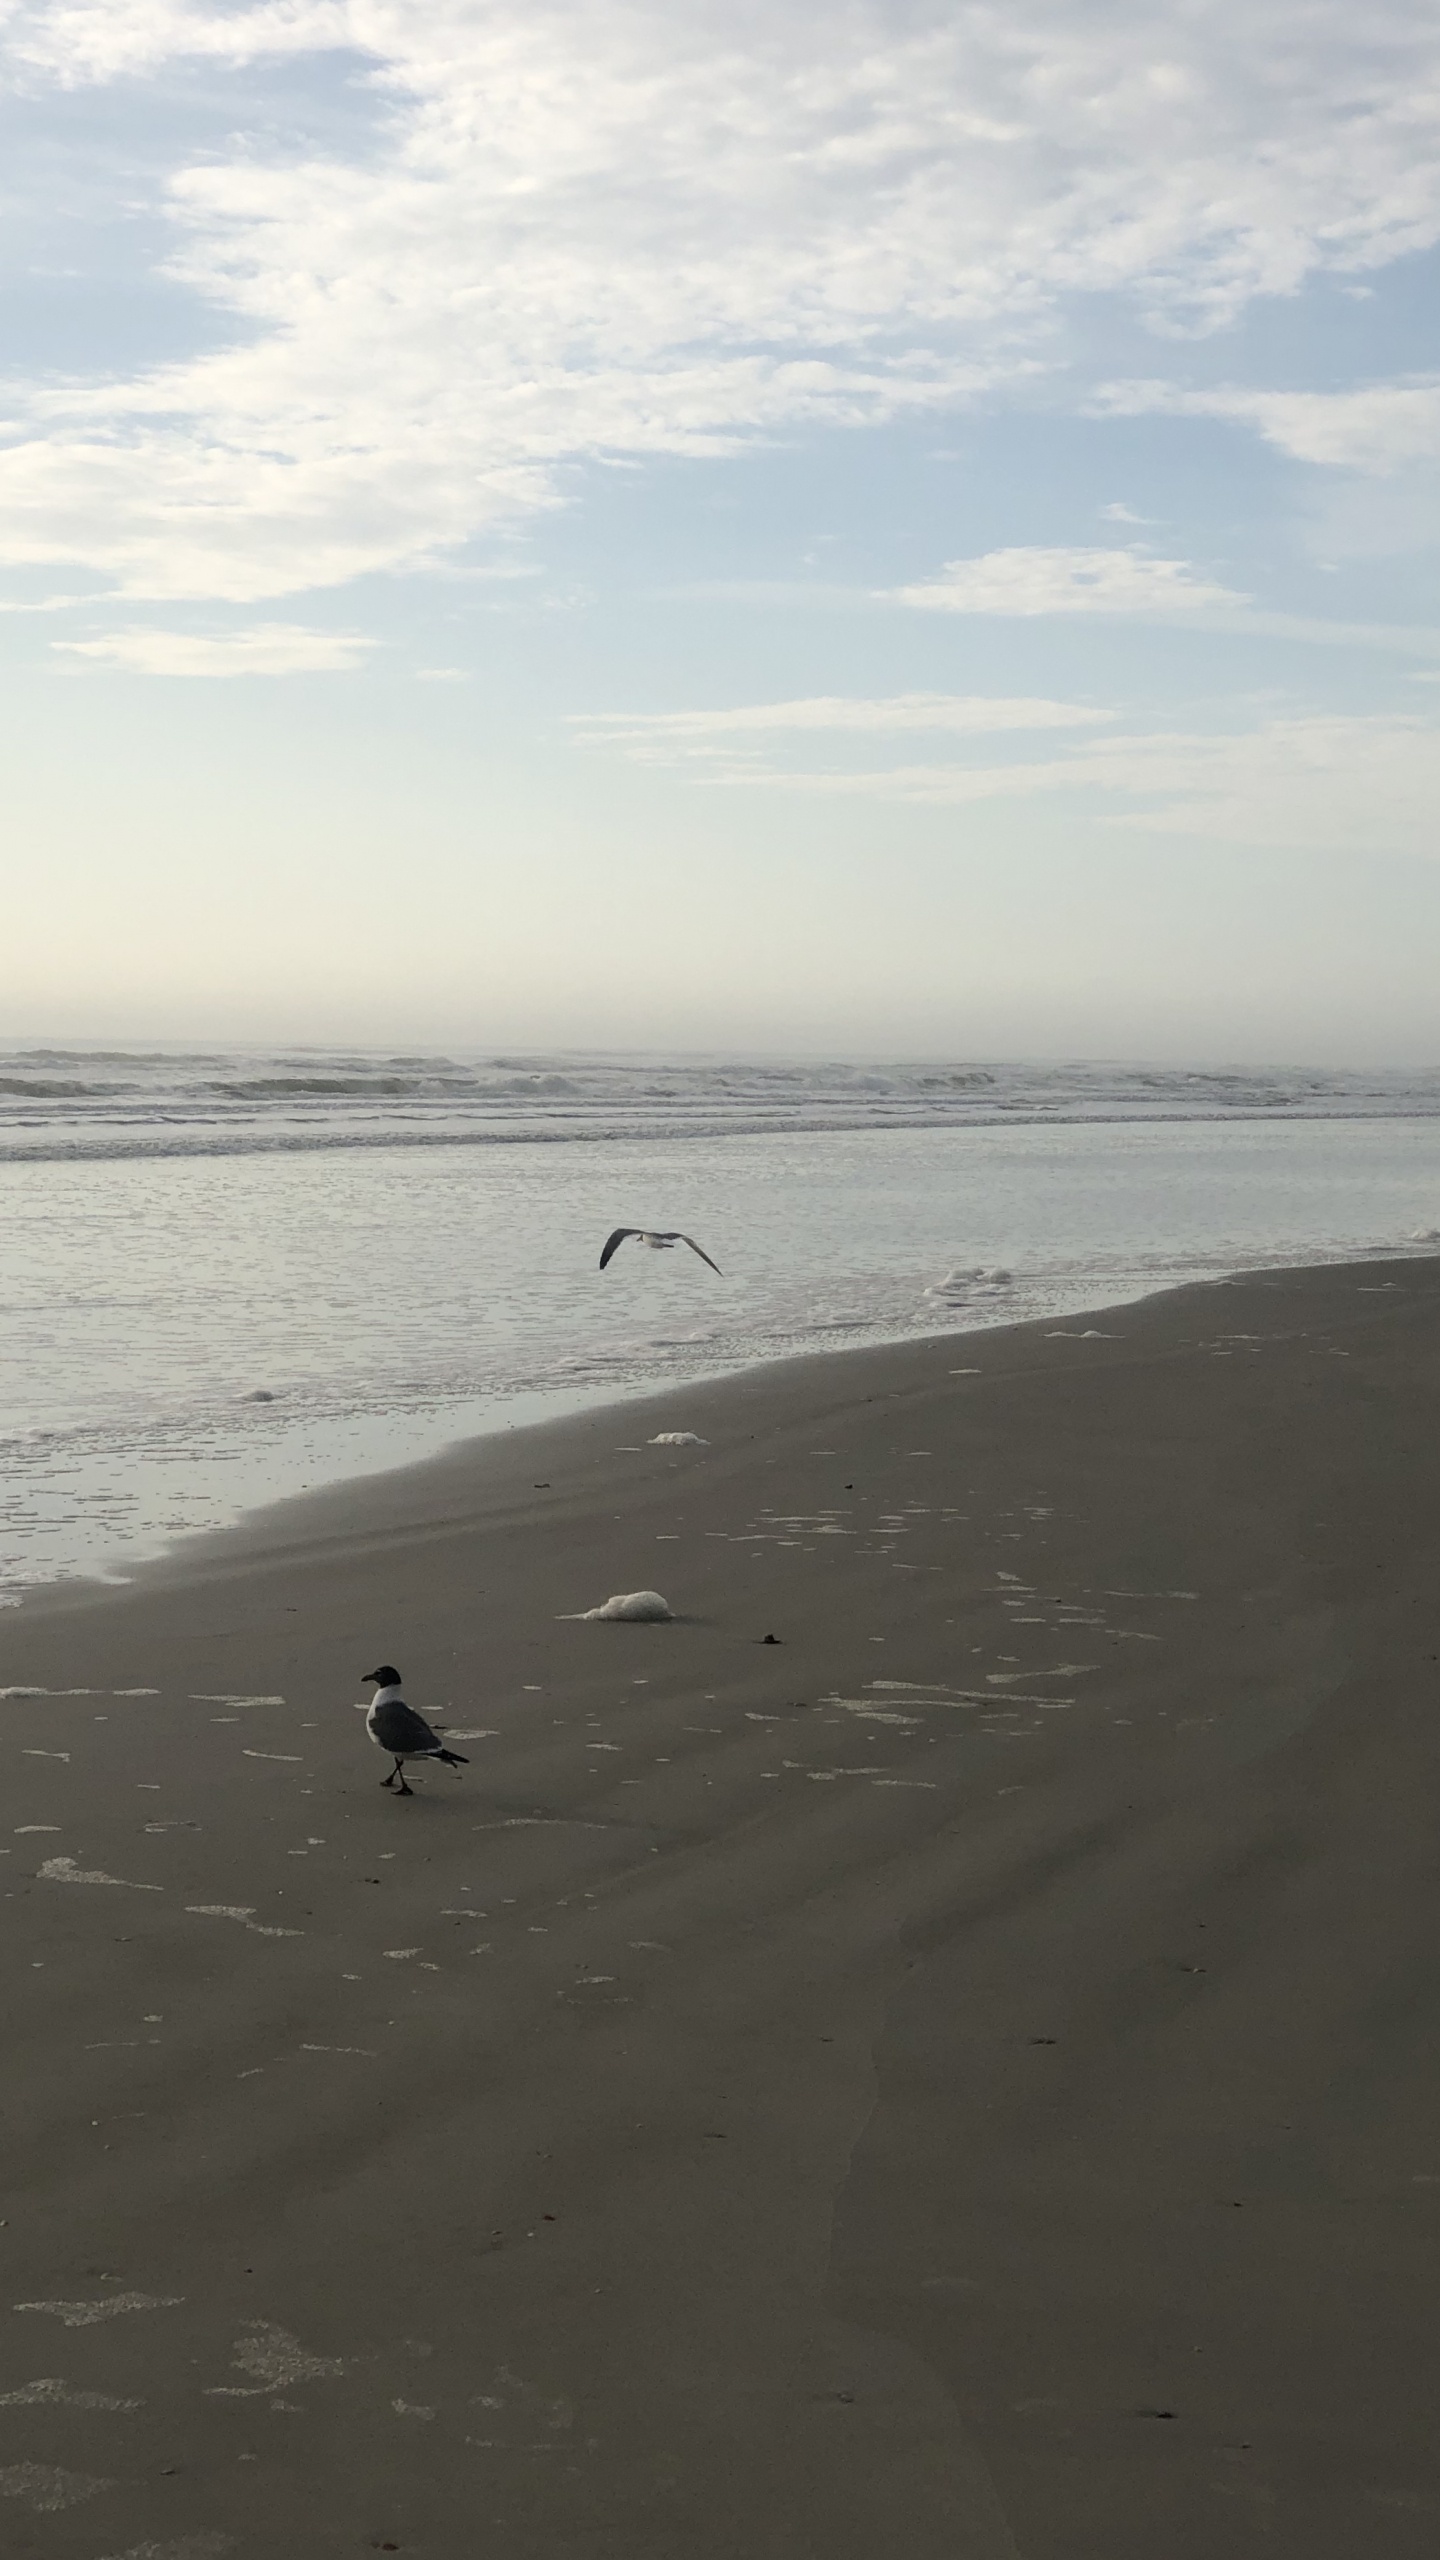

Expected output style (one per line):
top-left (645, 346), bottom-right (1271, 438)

top-left (362, 1666), bottom-right (469, 1796)
top-left (599, 1228), bottom-right (722, 1274)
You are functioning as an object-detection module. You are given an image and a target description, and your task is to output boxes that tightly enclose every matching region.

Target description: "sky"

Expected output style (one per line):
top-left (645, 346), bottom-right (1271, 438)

top-left (4, 0), bottom-right (1440, 1059)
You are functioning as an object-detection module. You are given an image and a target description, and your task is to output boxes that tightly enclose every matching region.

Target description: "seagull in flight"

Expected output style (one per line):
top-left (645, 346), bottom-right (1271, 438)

top-left (362, 1666), bottom-right (469, 1796)
top-left (599, 1228), bottom-right (722, 1274)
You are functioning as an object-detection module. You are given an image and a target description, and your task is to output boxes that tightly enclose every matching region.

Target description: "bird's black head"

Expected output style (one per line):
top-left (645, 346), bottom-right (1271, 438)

top-left (364, 1664), bottom-right (401, 1687)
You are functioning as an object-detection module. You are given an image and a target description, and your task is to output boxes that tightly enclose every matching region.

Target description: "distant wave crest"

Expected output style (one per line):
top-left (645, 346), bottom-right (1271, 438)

top-left (0, 1078), bottom-right (114, 1098)
top-left (4, 1045), bottom-right (1440, 1166)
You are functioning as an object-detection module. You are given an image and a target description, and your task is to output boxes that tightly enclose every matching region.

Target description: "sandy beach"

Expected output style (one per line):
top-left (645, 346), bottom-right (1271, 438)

top-left (3, 1254), bottom-right (1439, 2557)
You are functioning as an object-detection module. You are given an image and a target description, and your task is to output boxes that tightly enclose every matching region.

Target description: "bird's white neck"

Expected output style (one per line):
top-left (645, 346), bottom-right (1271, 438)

top-left (371, 1683), bottom-right (402, 1705)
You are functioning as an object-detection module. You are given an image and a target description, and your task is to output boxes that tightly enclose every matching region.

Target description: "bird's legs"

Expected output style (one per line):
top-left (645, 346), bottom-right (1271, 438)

top-left (382, 1757), bottom-right (413, 1796)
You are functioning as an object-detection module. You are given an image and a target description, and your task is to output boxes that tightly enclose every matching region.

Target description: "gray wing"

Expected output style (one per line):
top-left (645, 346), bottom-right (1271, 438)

top-left (599, 1227), bottom-right (638, 1270)
top-left (676, 1233), bottom-right (722, 1275)
top-left (372, 1696), bottom-right (446, 1755)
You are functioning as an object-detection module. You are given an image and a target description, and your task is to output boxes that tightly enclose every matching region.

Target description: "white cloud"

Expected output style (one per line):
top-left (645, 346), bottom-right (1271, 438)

top-left (687, 711), bottom-right (1440, 853)
top-left (576, 682), bottom-right (1440, 852)
top-left (1098, 377), bottom-right (1440, 470)
top-left (574, 692), bottom-right (1112, 760)
top-left (892, 546), bottom-right (1242, 615)
top-left (52, 623), bottom-right (373, 674)
top-left (0, 3), bottom-right (1438, 599)
top-left (0, 1), bottom-right (351, 82)
top-left (0, 592), bottom-right (105, 612)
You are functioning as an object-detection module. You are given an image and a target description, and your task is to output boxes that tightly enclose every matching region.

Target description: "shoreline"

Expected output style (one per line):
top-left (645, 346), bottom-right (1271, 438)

top-left (10, 1101), bottom-right (1440, 1614)
top-left (2, 1250), bottom-right (1439, 2553)
top-left (8, 1243), bottom-right (1434, 1625)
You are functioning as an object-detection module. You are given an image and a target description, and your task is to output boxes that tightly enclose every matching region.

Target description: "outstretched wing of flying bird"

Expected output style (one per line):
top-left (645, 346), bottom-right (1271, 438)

top-left (599, 1228), bottom-right (722, 1274)
top-left (675, 1233), bottom-right (722, 1274)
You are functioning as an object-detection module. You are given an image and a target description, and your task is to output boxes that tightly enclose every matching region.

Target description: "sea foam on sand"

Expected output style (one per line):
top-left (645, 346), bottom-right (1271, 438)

top-left (563, 1590), bottom-right (674, 1622)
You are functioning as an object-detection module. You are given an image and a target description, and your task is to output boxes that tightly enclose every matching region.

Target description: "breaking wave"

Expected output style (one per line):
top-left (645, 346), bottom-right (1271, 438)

top-left (4, 1045), bottom-right (1440, 1165)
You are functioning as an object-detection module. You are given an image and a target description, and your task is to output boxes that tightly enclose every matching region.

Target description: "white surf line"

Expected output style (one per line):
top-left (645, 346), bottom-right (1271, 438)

top-left (473, 1817), bottom-right (617, 1833)
top-left (830, 1686), bottom-right (1078, 1710)
top-left (794, 1764), bottom-right (885, 1781)
top-left (1102, 1588), bottom-right (1198, 1601)
top-left (850, 1679), bottom-right (1076, 1699)
top-left (970, 1691), bottom-right (1076, 1706)
top-left (38, 1857), bottom-right (160, 1891)
top-left (300, 2043), bottom-right (377, 2058)
top-left (185, 1906), bottom-right (302, 1939)
top-left (14, 2294), bottom-right (182, 2326)
top-left (0, 2379), bottom-right (141, 2409)
top-left (0, 1688), bottom-right (105, 1698)
top-left (22, 1749), bottom-right (70, 1761)
top-left (192, 1695), bottom-right (286, 1706)
top-left (97, 2538), bottom-right (234, 2560)
top-left (242, 1749), bottom-right (303, 1762)
top-left (866, 1679), bottom-right (971, 1692)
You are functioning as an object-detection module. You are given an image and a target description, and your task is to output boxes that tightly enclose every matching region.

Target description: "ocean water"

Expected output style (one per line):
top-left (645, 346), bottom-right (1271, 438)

top-left (2, 1044), bottom-right (1439, 1601)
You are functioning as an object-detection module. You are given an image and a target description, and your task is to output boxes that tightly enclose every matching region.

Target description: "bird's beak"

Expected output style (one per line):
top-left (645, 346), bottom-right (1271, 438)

top-left (362, 1669), bottom-right (380, 1682)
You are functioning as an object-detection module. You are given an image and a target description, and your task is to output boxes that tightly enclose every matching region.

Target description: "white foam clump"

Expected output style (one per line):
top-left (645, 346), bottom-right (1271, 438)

top-left (0, 2379), bottom-right (139, 2410)
top-left (192, 1693), bottom-right (285, 1706)
top-left (566, 1590), bottom-right (674, 1622)
top-left (648, 1432), bottom-right (707, 1446)
top-left (0, 2460), bottom-right (116, 2512)
top-left (228, 2321), bottom-right (343, 2388)
top-left (924, 1265), bottom-right (1014, 1304)
top-left (38, 1855), bottom-right (160, 1892)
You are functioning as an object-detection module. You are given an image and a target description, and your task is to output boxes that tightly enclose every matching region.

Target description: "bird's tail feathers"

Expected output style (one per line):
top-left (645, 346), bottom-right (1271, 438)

top-left (435, 1747), bottom-right (469, 1768)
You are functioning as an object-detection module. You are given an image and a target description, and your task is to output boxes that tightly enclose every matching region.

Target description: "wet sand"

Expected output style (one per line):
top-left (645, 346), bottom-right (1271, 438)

top-left (2, 1256), bottom-right (1439, 2557)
